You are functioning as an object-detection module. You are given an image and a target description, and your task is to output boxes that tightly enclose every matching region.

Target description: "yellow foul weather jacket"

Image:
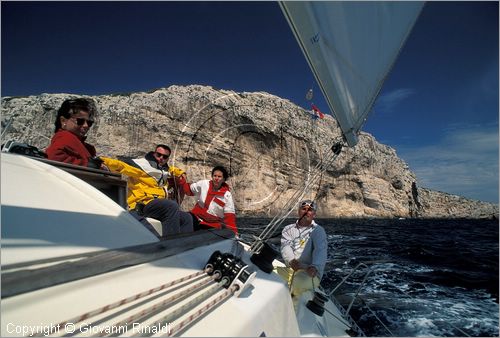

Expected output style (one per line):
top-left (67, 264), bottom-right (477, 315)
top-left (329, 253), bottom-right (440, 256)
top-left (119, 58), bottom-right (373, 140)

top-left (101, 156), bottom-right (185, 210)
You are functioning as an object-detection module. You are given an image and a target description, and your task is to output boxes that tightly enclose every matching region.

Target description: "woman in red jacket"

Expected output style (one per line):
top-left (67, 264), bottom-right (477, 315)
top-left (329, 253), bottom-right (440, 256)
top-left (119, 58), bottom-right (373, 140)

top-left (46, 98), bottom-right (103, 168)
top-left (182, 166), bottom-right (238, 235)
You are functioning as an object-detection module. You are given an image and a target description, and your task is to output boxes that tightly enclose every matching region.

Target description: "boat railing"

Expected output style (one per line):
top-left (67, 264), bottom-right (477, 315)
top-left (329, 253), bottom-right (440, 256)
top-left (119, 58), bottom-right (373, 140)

top-left (327, 262), bottom-right (395, 337)
top-left (2, 142), bottom-right (129, 209)
top-left (327, 293), bottom-right (366, 337)
top-left (328, 262), bottom-right (376, 314)
top-left (36, 157), bottom-right (129, 208)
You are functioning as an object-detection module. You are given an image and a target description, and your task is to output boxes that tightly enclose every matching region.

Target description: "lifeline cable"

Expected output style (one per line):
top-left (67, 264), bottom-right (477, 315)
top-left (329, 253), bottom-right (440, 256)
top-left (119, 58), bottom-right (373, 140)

top-left (355, 296), bottom-right (394, 337)
top-left (311, 280), bottom-right (358, 333)
top-left (363, 287), bottom-right (471, 337)
top-left (329, 259), bottom-right (470, 337)
top-left (322, 307), bottom-right (352, 329)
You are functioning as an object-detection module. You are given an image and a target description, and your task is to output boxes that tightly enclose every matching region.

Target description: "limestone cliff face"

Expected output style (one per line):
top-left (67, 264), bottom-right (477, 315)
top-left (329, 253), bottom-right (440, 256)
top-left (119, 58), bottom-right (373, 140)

top-left (1, 85), bottom-right (498, 219)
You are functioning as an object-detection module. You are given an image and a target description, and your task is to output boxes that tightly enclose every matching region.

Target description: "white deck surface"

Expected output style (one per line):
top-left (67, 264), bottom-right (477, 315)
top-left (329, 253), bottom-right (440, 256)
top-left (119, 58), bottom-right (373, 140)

top-left (1, 239), bottom-right (300, 337)
top-left (1, 153), bottom-right (351, 337)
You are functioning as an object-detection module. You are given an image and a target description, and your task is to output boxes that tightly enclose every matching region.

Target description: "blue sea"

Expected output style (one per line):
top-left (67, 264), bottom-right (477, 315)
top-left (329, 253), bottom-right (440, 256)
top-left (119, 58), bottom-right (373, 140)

top-left (239, 218), bottom-right (499, 337)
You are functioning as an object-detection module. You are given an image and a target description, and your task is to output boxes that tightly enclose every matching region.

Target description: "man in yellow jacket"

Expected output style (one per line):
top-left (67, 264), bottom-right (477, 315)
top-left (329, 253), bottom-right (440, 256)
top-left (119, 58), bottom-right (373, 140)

top-left (101, 144), bottom-right (193, 238)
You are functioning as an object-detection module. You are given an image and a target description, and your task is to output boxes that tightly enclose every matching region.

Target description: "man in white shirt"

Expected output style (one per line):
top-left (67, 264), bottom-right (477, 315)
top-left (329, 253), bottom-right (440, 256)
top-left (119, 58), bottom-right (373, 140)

top-left (279, 200), bottom-right (328, 300)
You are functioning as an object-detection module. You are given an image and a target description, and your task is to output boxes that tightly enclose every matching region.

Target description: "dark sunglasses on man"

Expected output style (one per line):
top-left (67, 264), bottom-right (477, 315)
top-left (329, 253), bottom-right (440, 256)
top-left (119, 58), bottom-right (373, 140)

top-left (155, 152), bottom-right (170, 159)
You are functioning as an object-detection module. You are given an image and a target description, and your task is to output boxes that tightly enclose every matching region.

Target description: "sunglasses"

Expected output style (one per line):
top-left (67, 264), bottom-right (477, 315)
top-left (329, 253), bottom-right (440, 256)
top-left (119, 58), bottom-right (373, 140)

top-left (300, 200), bottom-right (316, 211)
top-left (155, 152), bottom-right (170, 159)
top-left (72, 117), bottom-right (94, 127)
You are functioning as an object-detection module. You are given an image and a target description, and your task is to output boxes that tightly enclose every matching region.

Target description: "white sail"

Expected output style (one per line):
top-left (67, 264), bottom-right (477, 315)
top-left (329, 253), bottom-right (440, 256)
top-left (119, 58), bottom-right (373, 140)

top-left (280, 1), bottom-right (424, 146)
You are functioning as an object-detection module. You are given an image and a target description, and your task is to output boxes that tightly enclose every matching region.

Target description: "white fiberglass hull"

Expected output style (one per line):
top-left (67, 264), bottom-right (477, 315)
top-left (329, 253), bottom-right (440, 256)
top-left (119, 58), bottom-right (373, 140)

top-left (2, 239), bottom-right (300, 337)
top-left (1, 153), bottom-right (352, 337)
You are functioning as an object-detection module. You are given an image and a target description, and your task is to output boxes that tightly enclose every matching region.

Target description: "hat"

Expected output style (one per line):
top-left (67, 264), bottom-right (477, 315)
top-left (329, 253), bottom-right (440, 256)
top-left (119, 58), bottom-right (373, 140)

top-left (300, 200), bottom-right (317, 211)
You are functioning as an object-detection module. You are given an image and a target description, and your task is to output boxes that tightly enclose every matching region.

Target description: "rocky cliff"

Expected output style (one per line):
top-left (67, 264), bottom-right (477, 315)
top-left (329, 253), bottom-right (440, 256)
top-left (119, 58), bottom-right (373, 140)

top-left (1, 85), bottom-right (498, 219)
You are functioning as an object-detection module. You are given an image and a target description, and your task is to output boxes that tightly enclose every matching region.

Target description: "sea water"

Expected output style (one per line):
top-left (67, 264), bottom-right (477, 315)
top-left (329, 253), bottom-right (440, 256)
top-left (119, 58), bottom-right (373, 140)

top-left (238, 218), bottom-right (499, 337)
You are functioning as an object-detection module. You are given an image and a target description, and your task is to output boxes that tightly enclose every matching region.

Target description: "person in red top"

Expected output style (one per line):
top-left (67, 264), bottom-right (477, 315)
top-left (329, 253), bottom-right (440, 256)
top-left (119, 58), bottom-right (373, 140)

top-left (182, 166), bottom-right (238, 235)
top-left (46, 98), bottom-right (104, 169)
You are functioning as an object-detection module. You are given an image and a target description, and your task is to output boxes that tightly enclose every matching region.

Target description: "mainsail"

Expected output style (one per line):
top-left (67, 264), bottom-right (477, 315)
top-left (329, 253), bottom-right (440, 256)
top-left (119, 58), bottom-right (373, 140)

top-left (280, 1), bottom-right (424, 146)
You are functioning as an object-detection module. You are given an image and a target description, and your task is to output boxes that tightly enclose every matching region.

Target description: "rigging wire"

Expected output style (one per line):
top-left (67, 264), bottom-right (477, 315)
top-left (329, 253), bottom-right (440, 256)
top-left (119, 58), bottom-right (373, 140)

top-left (249, 142), bottom-right (343, 254)
top-left (255, 157), bottom-right (325, 236)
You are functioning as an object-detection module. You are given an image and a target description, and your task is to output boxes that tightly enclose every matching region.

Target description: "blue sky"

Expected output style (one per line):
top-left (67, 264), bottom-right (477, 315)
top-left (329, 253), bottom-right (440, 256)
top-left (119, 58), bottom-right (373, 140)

top-left (1, 1), bottom-right (498, 203)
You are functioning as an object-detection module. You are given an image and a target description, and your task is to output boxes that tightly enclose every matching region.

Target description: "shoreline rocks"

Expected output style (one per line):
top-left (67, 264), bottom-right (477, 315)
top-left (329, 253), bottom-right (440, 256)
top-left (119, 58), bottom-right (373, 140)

top-left (2, 85), bottom-right (498, 219)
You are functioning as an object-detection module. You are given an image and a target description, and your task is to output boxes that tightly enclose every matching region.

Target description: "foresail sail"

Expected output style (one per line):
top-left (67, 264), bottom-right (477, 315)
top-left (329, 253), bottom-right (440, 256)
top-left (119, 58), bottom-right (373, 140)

top-left (280, 1), bottom-right (424, 146)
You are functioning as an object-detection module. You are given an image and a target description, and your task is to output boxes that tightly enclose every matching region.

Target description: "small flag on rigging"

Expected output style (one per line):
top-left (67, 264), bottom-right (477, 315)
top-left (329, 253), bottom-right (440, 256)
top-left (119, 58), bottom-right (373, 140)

top-left (310, 104), bottom-right (325, 119)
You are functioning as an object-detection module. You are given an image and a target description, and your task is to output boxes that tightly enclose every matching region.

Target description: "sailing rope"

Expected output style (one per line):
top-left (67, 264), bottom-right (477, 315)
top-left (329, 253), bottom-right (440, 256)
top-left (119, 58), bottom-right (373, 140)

top-left (166, 280), bottom-right (238, 336)
top-left (249, 142), bottom-right (343, 254)
top-left (29, 269), bottom-right (209, 337)
top-left (98, 274), bottom-right (220, 337)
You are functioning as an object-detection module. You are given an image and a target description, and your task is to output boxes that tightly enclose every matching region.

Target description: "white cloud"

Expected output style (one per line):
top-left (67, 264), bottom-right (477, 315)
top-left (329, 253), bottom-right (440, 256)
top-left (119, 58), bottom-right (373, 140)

top-left (397, 124), bottom-right (499, 203)
top-left (375, 88), bottom-right (416, 113)
top-left (479, 61), bottom-right (499, 97)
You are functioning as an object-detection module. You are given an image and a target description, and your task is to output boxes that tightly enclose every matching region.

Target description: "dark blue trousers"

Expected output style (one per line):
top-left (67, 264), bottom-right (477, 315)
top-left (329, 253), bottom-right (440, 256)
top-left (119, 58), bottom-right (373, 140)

top-left (130, 199), bottom-right (193, 238)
